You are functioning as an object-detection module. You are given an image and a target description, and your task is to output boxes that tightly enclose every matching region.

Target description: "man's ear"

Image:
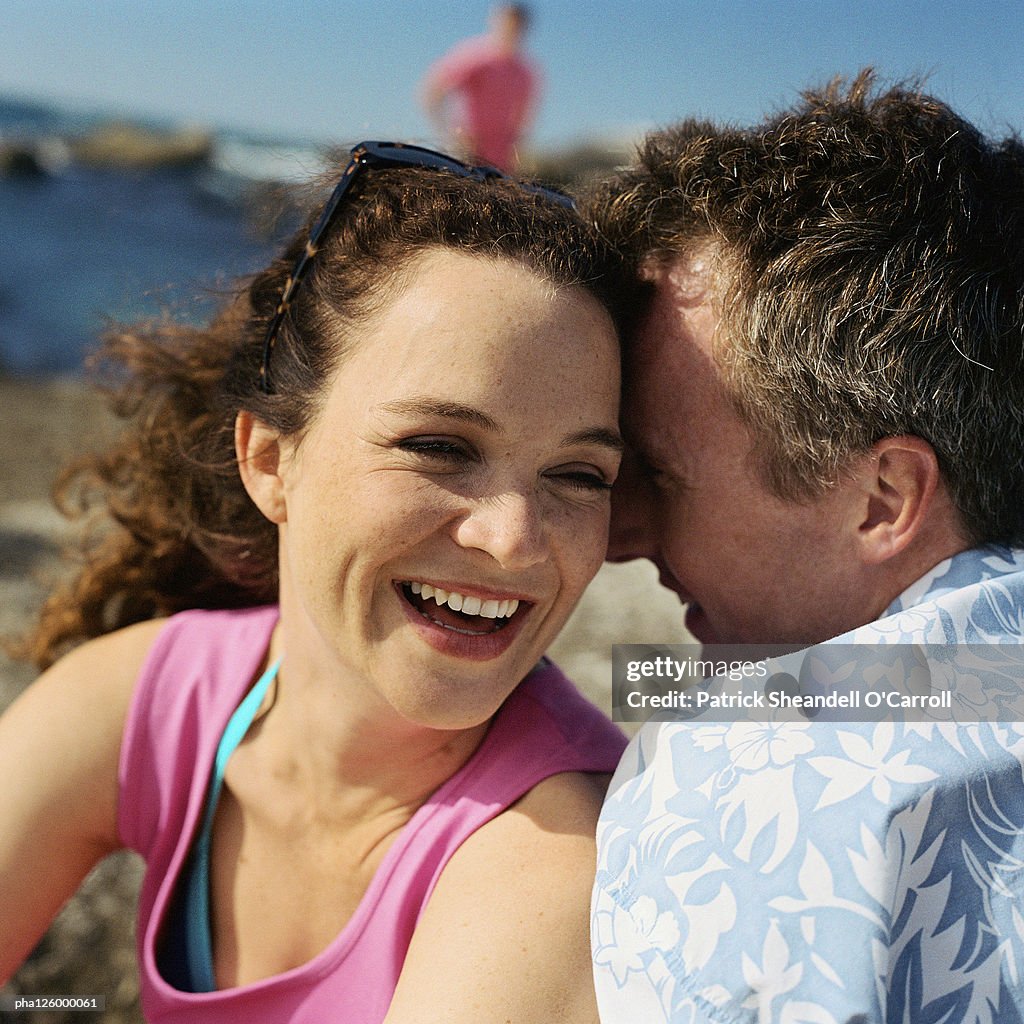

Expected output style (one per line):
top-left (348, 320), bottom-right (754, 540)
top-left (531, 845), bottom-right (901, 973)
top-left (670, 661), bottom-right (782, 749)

top-left (856, 435), bottom-right (941, 564)
top-left (236, 410), bottom-right (289, 524)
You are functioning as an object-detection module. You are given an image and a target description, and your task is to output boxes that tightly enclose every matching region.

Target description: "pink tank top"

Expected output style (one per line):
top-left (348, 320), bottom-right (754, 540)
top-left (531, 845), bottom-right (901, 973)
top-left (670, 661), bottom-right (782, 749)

top-left (118, 606), bottom-right (626, 1023)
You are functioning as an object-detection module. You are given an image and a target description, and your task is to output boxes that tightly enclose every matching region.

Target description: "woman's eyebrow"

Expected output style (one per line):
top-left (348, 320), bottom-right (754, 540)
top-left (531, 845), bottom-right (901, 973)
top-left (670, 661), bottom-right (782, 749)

top-left (561, 428), bottom-right (624, 454)
top-left (381, 398), bottom-right (623, 454)
top-left (380, 397), bottom-right (499, 431)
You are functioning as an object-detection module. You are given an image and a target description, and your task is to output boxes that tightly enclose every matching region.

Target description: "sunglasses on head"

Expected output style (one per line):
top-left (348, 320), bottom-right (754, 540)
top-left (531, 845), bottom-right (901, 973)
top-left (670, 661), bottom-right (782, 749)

top-left (258, 140), bottom-right (576, 394)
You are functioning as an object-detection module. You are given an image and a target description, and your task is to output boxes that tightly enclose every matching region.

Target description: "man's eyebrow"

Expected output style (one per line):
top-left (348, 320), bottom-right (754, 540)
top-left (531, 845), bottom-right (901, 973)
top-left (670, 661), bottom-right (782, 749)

top-left (380, 398), bottom-right (499, 432)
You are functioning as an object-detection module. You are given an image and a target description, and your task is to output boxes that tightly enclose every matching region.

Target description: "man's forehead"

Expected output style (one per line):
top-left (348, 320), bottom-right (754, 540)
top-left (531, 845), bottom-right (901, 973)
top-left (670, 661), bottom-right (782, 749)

top-left (630, 260), bottom-right (723, 370)
top-left (659, 258), bottom-right (713, 306)
top-left (639, 242), bottom-right (724, 303)
top-left (623, 253), bottom-right (734, 466)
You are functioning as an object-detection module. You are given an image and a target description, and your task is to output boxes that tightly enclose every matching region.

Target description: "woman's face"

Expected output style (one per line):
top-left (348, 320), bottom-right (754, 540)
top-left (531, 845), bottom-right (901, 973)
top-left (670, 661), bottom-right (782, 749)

top-left (266, 249), bottom-right (621, 729)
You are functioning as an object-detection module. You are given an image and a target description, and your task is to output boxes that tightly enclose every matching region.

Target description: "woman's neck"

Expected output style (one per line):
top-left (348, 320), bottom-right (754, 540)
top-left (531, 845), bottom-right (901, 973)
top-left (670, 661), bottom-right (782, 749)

top-left (254, 610), bottom-right (491, 824)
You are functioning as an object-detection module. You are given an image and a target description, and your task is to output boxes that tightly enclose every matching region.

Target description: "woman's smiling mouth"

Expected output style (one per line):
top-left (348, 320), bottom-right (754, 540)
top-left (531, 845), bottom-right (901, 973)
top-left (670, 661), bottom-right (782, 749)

top-left (400, 580), bottom-right (524, 634)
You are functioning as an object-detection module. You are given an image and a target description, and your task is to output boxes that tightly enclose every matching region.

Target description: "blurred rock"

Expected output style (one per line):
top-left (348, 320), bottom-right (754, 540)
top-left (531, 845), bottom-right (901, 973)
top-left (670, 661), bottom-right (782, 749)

top-left (0, 142), bottom-right (45, 177)
top-left (69, 122), bottom-right (213, 171)
top-left (522, 136), bottom-right (636, 188)
top-left (0, 137), bottom-right (70, 178)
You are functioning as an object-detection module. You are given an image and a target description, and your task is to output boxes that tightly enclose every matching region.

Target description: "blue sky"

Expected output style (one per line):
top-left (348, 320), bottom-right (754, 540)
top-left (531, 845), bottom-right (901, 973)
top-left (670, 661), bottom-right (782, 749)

top-left (2, 0), bottom-right (1022, 148)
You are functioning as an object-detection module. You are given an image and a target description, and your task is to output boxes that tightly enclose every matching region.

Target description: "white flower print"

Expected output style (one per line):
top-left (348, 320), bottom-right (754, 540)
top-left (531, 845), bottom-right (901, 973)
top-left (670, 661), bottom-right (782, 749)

top-left (724, 721), bottom-right (816, 773)
top-left (807, 723), bottom-right (938, 808)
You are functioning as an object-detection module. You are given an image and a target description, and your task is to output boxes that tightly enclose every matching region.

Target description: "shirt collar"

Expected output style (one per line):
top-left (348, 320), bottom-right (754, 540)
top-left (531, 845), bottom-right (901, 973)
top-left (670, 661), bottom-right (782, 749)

top-left (883, 544), bottom-right (1024, 617)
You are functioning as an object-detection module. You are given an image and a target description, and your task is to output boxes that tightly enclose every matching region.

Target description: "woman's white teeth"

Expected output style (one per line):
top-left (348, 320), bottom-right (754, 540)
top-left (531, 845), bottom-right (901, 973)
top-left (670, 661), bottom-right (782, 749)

top-left (409, 582), bottom-right (518, 619)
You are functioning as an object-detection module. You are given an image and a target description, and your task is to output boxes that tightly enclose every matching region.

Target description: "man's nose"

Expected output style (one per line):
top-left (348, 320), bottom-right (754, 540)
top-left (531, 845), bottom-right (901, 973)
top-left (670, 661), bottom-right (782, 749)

top-left (607, 448), bottom-right (659, 562)
top-left (453, 491), bottom-right (549, 571)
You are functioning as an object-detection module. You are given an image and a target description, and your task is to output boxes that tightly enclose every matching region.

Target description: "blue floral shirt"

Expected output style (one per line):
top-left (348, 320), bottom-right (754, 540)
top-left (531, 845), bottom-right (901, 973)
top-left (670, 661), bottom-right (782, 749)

top-left (593, 546), bottom-right (1024, 1023)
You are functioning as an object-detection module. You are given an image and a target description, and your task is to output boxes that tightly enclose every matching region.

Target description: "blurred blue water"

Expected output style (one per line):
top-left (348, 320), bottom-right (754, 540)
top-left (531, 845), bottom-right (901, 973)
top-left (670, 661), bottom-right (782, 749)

top-left (0, 166), bottom-right (280, 377)
top-left (0, 97), bottom-right (300, 377)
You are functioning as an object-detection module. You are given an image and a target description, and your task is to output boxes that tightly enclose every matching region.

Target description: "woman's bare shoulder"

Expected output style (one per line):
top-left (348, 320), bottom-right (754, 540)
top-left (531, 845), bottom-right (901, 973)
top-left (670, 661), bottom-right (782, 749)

top-left (43, 616), bottom-right (168, 689)
top-left (7, 617), bottom-right (168, 755)
top-left (0, 617), bottom-right (169, 843)
top-left (384, 770), bottom-right (611, 1024)
top-left (2, 617), bottom-right (169, 797)
top-left (0, 618), bottom-right (167, 980)
top-left (437, 767), bottom-right (612, 893)
top-left (507, 767), bottom-right (612, 831)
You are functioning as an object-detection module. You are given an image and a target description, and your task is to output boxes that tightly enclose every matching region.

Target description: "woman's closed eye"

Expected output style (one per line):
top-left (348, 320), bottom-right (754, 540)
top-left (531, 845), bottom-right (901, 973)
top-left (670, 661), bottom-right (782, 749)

top-left (395, 438), bottom-right (614, 493)
top-left (546, 465), bottom-right (614, 493)
top-left (396, 436), bottom-right (479, 464)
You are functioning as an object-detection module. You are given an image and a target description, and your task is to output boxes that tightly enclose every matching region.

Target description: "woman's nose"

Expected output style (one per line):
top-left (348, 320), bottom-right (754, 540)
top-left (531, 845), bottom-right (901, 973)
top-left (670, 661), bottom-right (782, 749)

top-left (453, 491), bottom-right (549, 571)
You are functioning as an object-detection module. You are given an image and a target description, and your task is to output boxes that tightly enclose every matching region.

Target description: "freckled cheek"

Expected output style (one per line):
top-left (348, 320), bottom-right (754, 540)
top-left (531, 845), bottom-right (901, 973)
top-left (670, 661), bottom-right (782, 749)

top-left (551, 503), bottom-right (611, 591)
top-left (369, 486), bottom-right (468, 555)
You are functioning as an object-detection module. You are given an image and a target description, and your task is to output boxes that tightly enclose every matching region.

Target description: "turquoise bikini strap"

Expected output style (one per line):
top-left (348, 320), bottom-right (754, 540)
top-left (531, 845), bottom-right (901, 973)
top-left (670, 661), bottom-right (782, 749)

top-left (185, 656), bottom-right (282, 991)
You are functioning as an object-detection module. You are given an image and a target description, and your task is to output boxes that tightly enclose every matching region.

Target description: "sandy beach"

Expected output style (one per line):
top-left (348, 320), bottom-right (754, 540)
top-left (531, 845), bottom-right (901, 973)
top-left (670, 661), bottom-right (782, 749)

top-left (0, 373), bottom-right (684, 1021)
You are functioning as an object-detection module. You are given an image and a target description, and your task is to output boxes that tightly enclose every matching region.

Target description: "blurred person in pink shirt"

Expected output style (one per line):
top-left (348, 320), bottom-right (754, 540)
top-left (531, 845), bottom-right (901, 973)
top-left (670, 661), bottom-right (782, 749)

top-left (421, 4), bottom-right (540, 172)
